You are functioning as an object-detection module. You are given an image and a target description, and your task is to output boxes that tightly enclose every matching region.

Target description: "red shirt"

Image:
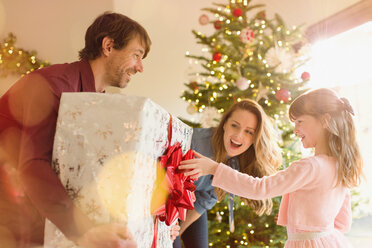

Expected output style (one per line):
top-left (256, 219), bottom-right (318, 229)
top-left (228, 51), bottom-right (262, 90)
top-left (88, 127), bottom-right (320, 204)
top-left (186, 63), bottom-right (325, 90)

top-left (0, 60), bottom-right (96, 246)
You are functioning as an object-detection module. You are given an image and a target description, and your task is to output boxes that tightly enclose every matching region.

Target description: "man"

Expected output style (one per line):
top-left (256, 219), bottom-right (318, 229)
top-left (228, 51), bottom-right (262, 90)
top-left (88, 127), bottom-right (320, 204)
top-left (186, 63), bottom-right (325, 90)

top-left (0, 12), bottom-right (150, 247)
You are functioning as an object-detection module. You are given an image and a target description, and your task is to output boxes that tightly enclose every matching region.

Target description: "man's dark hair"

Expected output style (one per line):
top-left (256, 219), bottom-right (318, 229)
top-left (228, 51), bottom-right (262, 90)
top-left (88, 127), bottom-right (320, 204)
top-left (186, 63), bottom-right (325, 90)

top-left (79, 12), bottom-right (151, 60)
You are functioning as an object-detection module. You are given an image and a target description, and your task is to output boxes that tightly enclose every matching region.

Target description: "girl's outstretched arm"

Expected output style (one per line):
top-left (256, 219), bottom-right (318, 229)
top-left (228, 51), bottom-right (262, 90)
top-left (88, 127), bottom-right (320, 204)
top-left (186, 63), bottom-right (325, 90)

top-left (179, 152), bottom-right (219, 179)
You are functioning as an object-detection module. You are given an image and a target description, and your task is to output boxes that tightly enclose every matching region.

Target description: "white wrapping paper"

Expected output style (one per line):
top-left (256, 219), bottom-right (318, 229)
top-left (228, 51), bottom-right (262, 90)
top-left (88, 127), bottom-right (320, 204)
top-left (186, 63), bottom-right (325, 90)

top-left (44, 93), bottom-right (193, 248)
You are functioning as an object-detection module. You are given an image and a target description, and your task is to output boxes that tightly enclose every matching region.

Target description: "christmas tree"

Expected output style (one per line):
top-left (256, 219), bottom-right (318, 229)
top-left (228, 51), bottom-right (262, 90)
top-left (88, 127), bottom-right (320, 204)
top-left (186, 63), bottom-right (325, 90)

top-left (181, 0), bottom-right (310, 247)
top-left (0, 33), bottom-right (50, 77)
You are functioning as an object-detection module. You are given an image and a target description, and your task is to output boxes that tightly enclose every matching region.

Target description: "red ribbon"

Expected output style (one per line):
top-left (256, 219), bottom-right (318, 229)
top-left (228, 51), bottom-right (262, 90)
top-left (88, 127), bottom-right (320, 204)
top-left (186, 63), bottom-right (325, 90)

top-left (151, 115), bottom-right (196, 248)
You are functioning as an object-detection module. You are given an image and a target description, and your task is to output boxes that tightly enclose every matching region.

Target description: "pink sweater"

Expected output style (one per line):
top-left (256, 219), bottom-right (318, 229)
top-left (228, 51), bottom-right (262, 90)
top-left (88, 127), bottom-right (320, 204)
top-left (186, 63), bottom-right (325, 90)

top-left (212, 155), bottom-right (351, 233)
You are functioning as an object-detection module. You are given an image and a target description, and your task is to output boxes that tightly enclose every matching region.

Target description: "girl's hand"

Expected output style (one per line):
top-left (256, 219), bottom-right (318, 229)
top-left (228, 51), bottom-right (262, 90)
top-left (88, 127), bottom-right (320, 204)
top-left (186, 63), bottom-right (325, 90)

top-left (179, 151), bottom-right (219, 179)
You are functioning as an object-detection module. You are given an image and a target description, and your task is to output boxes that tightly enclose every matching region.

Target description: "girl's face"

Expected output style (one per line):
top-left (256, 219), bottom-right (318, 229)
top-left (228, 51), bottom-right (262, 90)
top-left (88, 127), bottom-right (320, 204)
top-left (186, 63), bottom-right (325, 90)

top-left (223, 109), bottom-right (257, 157)
top-left (293, 114), bottom-right (327, 152)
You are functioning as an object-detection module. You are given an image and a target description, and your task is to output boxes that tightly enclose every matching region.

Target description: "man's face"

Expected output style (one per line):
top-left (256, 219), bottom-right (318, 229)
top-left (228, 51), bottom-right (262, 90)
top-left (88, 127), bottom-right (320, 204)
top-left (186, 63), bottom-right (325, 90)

top-left (104, 36), bottom-right (145, 88)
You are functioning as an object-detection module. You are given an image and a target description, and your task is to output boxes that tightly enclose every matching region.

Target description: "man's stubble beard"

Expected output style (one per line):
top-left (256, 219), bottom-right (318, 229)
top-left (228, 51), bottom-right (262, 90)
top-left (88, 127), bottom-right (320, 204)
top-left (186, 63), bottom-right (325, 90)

top-left (104, 60), bottom-right (127, 88)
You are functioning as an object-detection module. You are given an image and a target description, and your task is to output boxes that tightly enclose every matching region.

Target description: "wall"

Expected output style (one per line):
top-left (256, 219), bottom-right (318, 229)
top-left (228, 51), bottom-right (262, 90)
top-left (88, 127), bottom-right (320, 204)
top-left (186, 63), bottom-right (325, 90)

top-left (0, 0), bottom-right (361, 119)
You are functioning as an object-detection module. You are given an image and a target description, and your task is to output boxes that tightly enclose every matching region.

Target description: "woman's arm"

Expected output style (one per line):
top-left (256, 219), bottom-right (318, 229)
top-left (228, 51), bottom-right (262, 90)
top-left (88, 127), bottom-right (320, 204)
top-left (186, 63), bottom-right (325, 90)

top-left (179, 209), bottom-right (201, 235)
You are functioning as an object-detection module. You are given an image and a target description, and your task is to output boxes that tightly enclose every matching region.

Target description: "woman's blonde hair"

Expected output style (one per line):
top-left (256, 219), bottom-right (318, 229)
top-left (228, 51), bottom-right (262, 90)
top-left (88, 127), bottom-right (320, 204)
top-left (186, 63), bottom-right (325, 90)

top-left (289, 88), bottom-right (363, 188)
top-left (212, 99), bottom-right (282, 216)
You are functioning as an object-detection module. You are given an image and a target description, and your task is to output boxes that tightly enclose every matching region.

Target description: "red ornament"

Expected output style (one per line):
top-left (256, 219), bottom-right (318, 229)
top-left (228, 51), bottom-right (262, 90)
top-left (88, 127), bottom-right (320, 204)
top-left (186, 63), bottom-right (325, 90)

top-left (212, 52), bottom-right (222, 62)
top-left (276, 89), bottom-right (291, 103)
top-left (214, 20), bottom-right (222, 30)
top-left (240, 27), bottom-right (255, 43)
top-left (189, 81), bottom-right (198, 90)
top-left (233, 8), bottom-right (243, 17)
top-left (199, 14), bottom-right (209, 25)
top-left (301, 71), bottom-right (311, 81)
top-left (256, 11), bottom-right (266, 19)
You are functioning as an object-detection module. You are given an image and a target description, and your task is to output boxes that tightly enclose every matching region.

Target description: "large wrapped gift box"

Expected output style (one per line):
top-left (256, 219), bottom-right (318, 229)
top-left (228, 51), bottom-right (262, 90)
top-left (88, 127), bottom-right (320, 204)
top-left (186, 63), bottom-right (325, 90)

top-left (44, 93), bottom-right (193, 248)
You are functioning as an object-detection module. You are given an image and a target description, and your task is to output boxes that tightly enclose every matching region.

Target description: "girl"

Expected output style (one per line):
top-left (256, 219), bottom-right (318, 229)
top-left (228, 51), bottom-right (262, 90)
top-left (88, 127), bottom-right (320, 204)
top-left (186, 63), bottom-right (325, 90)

top-left (174, 99), bottom-right (282, 248)
top-left (180, 88), bottom-right (363, 247)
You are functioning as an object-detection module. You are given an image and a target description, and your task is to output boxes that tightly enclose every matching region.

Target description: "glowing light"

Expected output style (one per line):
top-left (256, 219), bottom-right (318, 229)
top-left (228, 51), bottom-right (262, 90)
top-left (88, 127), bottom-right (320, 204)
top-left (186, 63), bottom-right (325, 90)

top-left (303, 22), bottom-right (372, 89)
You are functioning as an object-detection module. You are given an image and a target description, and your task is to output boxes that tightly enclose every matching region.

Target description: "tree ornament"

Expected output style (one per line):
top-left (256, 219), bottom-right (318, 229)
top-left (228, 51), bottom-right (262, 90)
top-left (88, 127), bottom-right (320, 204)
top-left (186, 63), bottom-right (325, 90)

top-left (216, 211), bottom-right (222, 223)
top-left (214, 20), bottom-right (223, 30)
top-left (212, 52), bottom-right (222, 62)
top-left (275, 88), bottom-right (291, 103)
top-left (256, 10), bottom-right (266, 19)
top-left (199, 14), bottom-right (209, 25)
top-left (235, 77), bottom-right (250, 90)
top-left (233, 8), bottom-right (243, 17)
top-left (265, 46), bottom-right (293, 73)
top-left (200, 107), bottom-right (221, 128)
top-left (240, 27), bottom-right (255, 44)
top-left (254, 82), bottom-right (269, 102)
top-left (242, 46), bottom-right (254, 60)
top-left (189, 81), bottom-right (199, 90)
top-left (301, 71), bottom-right (310, 81)
top-left (186, 103), bottom-right (198, 115)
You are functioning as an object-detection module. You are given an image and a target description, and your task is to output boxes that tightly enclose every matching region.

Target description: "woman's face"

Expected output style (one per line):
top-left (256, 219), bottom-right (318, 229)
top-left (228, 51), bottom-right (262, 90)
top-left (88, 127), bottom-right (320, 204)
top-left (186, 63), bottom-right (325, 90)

top-left (223, 109), bottom-right (258, 157)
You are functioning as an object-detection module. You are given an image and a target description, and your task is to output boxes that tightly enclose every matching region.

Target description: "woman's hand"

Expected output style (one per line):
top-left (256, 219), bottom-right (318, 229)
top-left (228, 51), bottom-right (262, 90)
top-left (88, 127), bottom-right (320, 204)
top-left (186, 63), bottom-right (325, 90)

top-left (170, 222), bottom-right (180, 242)
top-left (179, 151), bottom-right (219, 179)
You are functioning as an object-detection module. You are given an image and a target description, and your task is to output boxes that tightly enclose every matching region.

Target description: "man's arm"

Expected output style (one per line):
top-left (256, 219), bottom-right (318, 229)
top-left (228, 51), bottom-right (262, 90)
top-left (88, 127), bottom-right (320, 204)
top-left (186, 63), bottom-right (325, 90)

top-left (15, 73), bottom-right (93, 241)
top-left (14, 74), bottom-right (136, 247)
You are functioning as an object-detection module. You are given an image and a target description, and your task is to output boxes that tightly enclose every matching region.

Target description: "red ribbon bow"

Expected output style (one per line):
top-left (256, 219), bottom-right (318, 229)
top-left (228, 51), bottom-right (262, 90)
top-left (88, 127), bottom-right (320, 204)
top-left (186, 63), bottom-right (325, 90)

top-left (151, 115), bottom-right (196, 248)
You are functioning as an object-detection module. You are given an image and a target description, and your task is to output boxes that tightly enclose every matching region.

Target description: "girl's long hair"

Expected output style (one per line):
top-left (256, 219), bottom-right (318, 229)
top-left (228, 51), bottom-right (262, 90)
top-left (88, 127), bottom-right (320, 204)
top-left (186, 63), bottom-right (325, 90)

top-left (289, 88), bottom-right (363, 188)
top-left (212, 99), bottom-right (282, 215)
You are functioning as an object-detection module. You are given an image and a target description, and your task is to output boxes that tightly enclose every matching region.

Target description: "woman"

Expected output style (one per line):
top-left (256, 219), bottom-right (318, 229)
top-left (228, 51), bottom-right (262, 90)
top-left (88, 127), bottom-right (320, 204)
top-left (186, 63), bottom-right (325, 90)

top-left (174, 99), bottom-right (282, 248)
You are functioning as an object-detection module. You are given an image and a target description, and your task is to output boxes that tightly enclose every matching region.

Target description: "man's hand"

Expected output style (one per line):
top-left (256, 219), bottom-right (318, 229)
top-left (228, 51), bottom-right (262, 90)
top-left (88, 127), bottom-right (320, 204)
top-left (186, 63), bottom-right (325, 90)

top-left (76, 223), bottom-right (137, 248)
top-left (170, 222), bottom-right (180, 242)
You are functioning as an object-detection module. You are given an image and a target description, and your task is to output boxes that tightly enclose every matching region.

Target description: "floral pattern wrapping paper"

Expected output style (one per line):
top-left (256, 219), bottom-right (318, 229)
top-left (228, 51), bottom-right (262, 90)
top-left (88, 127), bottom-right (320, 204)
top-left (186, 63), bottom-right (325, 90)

top-left (44, 93), bottom-right (193, 248)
